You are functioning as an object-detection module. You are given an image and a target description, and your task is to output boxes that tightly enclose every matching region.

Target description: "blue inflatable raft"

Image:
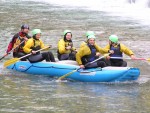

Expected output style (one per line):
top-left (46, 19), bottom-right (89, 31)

top-left (6, 60), bottom-right (140, 82)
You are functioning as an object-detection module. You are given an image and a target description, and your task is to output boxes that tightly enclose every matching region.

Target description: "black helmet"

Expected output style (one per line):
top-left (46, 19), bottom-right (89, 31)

top-left (21, 24), bottom-right (29, 29)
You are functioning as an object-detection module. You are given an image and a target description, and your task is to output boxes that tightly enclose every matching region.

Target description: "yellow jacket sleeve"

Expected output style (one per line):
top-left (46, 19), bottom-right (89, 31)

top-left (40, 40), bottom-right (46, 49)
top-left (76, 44), bottom-right (109, 65)
top-left (58, 39), bottom-right (66, 54)
top-left (23, 39), bottom-right (34, 53)
top-left (80, 41), bottom-right (87, 48)
top-left (76, 45), bottom-right (91, 65)
top-left (104, 43), bottom-right (134, 56)
top-left (23, 38), bottom-right (47, 53)
top-left (104, 44), bottom-right (110, 50)
top-left (58, 39), bottom-right (75, 54)
top-left (120, 43), bottom-right (134, 56)
top-left (39, 40), bottom-right (50, 51)
top-left (95, 43), bottom-right (109, 54)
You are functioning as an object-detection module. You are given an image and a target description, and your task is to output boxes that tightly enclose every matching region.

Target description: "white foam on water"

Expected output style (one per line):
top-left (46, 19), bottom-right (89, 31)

top-left (22, 0), bottom-right (150, 26)
top-left (137, 75), bottom-right (150, 84)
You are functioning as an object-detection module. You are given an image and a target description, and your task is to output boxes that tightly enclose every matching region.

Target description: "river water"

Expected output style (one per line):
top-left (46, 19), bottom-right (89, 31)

top-left (0, 0), bottom-right (150, 113)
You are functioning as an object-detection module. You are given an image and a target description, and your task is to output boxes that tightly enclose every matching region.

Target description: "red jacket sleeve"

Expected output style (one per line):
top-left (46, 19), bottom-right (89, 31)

top-left (6, 33), bottom-right (18, 53)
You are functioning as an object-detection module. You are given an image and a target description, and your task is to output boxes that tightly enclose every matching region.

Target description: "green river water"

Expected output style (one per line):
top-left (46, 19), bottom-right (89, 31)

top-left (0, 0), bottom-right (150, 113)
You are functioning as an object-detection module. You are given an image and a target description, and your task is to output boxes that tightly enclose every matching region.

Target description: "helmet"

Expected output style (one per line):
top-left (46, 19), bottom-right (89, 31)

top-left (87, 34), bottom-right (96, 39)
top-left (21, 24), bottom-right (29, 29)
top-left (86, 31), bottom-right (94, 37)
top-left (32, 29), bottom-right (41, 36)
top-left (109, 35), bottom-right (118, 43)
top-left (63, 30), bottom-right (71, 36)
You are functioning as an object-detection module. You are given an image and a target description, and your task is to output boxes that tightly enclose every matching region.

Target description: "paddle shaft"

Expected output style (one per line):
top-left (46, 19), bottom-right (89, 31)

top-left (84, 55), bottom-right (107, 67)
top-left (0, 40), bottom-right (25, 61)
top-left (18, 46), bottom-right (50, 60)
top-left (110, 57), bottom-right (149, 61)
top-left (3, 46), bottom-right (51, 67)
top-left (58, 54), bottom-right (109, 80)
top-left (0, 54), bottom-right (7, 60)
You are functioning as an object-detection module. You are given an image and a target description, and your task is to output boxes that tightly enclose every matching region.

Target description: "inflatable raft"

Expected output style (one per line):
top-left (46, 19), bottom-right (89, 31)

top-left (6, 61), bottom-right (140, 82)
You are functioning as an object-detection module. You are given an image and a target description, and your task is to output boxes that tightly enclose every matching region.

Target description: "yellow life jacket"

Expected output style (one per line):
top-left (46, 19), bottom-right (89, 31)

top-left (13, 36), bottom-right (25, 52)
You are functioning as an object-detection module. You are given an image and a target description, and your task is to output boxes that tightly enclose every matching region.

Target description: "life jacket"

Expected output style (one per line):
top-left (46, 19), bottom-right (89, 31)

top-left (82, 44), bottom-right (96, 63)
top-left (57, 39), bottom-right (73, 54)
top-left (65, 40), bottom-right (73, 49)
top-left (13, 35), bottom-right (25, 53)
top-left (30, 39), bottom-right (41, 54)
top-left (110, 44), bottom-right (122, 57)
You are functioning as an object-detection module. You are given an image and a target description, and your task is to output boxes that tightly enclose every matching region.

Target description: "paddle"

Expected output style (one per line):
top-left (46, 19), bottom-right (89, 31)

top-left (0, 54), bottom-right (8, 61)
top-left (3, 46), bottom-right (50, 67)
top-left (58, 53), bottom-right (109, 81)
top-left (0, 40), bottom-right (25, 61)
top-left (110, 57), bottom-right (150, 62)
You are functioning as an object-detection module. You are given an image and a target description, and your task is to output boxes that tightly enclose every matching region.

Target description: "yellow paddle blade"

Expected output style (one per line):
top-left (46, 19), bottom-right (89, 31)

top-left (147, 58), bottom-right (150, 62)
top-left (4, 58), bottom-right (20, 67)
top-left (58, 70), bottom-right (77, 80)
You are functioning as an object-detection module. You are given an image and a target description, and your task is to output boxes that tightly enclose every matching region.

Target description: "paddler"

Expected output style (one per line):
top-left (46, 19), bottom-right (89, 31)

top-left (57, 30), bottom-right (77, 61)
top-left (104, 35), bottom-right (136, 67)
top-left (6, 24), bottom-right (31, 61)
top-left (76, 33), bottom-right (113, 69)
top-left (23, 29), bottom-right (55, 63)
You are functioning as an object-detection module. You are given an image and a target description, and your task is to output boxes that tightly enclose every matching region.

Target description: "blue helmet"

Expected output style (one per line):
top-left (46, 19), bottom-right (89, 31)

top-left (21, 24), bottom-right (29, 29)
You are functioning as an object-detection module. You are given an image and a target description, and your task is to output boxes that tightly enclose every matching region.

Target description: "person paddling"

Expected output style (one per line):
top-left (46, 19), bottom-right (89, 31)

top-left (6, 24), bottom-right (31, 61)
top-left (76, 34), bottom-right (112, 69)
top-left (80, 31), bottom-right (95, 48)
top-left (104, 35), bottom-right (136, 67)
top-left (23, 29), bottom-right (55, 63)
top-left (57, 30), bottom-right (77, 60)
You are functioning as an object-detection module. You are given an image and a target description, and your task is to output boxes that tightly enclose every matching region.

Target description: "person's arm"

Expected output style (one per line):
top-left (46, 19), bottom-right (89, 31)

top-left (6, 42), bottom-right (14, 53)
top-left (6, 35), bottom-right (18, 53)
top-left (71, 47), bottom-right (77, 52)
top-left (76, 49), bottom-right (83, 66)
top-left (58, 39), bottom-right (66, 54)
top-left (80, 41), bottom-right (87, 48)
top-left (98, 44), bottom-right (114, 59)
top-left (76, 46), bottom-right (90, 66)
top-left (95, 43), bottom-right (110, 54)
top-left (120, 43), bottom-right (134, 56)
top-left (23, 39), bottom-right (33, 53)
top-left (40, 39), bottom-right (50, 51)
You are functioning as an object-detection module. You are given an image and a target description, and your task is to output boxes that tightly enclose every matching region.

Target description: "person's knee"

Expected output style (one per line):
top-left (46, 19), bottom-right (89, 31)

top-left (69, 53), bottom-right (76, 60)
top-left (48, 51), bottom-right (53, 56)
top-left (60, 54), bottom-right (69, 60)
top-left (48, 51), bottom-right (55, 62)
top-left (97, 61), bottom-right (107, 68)
top-left (121, 61), bottom-right (127, 67)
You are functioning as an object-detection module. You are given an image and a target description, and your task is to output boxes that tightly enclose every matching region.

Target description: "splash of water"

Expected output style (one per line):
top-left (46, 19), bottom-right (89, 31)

top-left (21, 0), bottom-right (150, 26)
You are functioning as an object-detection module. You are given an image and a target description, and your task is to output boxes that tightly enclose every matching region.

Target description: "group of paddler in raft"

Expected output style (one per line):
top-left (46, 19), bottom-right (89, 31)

top-left (3, 24), bottom-right (136, 69)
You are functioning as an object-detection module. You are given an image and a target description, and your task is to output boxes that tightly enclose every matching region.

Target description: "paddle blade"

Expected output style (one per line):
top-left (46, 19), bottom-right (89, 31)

top-left (4, 58), bottom-right (20, 67)
top-left (58, 70), bottom-right (77, 80)
top-left (147, 58), bottom-right (150, 62)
